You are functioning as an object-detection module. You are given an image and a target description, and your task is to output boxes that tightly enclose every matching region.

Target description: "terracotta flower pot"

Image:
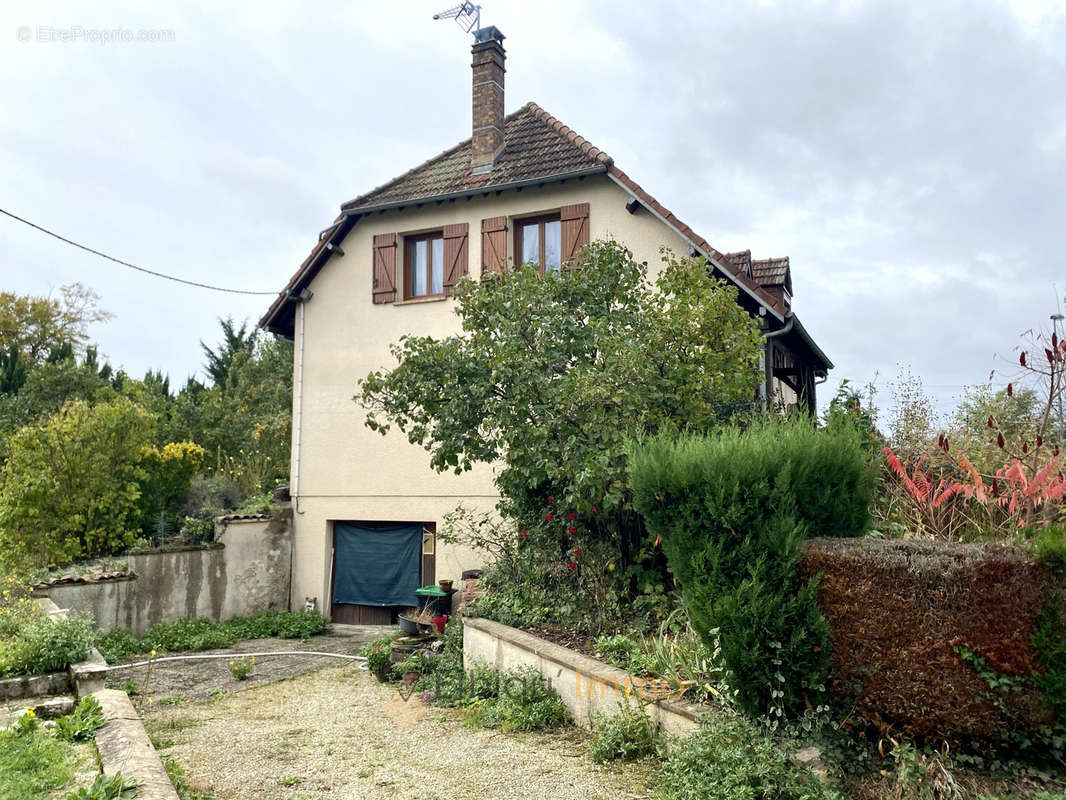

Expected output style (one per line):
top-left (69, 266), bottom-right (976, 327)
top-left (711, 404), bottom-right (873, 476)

top-left (438, 579), bottom-right (454, 591)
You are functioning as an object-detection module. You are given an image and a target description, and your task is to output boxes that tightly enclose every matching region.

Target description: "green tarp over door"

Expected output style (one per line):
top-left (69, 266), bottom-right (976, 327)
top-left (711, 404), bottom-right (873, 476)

top-left (333, 522), bottom-right (422, 607)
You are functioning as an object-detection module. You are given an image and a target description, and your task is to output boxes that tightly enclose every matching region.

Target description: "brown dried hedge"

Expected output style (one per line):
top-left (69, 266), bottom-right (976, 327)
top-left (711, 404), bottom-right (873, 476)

top-left (799, 537), bottom-right (1063, 748)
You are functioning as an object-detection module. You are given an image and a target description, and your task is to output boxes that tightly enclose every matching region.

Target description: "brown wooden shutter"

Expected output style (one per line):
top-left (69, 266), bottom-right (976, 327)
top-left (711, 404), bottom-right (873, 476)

top-left (560, 203), bottom-right (590, 268)
top-left (442, 223), bottom-right (469, 296)
top-left (372, 233), bottom-right (397, 303)
top-left (481, 216), bottom-right (508, 275)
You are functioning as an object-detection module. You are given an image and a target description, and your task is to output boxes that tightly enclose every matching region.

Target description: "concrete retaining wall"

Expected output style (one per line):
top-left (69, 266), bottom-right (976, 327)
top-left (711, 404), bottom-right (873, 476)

top-left (463, 617), bottom-right (703, 737)
top-left (94, 689), bottom-right (180, 799)
top-left (42, 510), bottom-right (292, 635)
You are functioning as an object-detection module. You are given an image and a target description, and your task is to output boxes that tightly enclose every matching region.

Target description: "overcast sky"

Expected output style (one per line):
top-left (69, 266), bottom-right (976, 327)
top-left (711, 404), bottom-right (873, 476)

top-left (2, 0), bottom-right (1064, 422)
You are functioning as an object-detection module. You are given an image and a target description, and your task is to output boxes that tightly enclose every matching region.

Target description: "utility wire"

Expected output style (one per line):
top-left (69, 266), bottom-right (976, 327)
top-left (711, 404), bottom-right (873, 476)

top-left (1, 207), bottom-right (278, 296)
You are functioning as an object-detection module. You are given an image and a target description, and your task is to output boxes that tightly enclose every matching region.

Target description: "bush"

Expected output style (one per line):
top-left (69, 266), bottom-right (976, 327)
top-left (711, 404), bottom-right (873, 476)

top-left (1036, 525), bottom-right (1066, 576)
top-left (588, 702), bottom-right (661, 763)
top-left (465, 665), bottom-right (570, 732)
top-left (0, 610), bottom-right (94, 676)
top-left (360, 635), bottom-right (395, 676)
top-left (93, 627), bottom-right (142, 663)
top-left (360, 243), bottom-right (765, 630)
top-left (628, 419), bottom-right (875, 716)
top-left (0, 398), bottom-right (155, 568)
top-left (800, 537), bottom-right (1065, 750)
top-left (655, 714), bottom-right (842, 800)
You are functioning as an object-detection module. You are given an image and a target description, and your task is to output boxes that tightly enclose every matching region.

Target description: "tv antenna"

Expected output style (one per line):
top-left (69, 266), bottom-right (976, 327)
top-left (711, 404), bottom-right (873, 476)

top-left (433, 2), bottom-right (482, 34)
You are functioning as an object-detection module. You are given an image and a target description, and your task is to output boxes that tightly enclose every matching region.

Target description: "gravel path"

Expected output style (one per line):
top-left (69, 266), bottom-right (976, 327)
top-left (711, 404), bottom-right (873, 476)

top-left (144, 664), bottom-right (655, 800)
top-left (108, 626), bottom-right (385, 708)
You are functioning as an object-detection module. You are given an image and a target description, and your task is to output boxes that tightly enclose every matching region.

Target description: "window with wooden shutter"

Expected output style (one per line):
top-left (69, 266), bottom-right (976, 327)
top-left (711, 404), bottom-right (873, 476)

top-left (372, 233), bottom-right (397, 304)
top-left (560, 203), bottom-right (590, 268)
top-left (442, 223), bottom-right (469, 295)
top-left (481, 216), bottom-right (508, 275)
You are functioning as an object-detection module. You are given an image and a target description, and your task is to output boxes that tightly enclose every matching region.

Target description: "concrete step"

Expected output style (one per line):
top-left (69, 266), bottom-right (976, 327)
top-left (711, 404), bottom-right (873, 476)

top-left (0, 694), bottom-right (76, 728)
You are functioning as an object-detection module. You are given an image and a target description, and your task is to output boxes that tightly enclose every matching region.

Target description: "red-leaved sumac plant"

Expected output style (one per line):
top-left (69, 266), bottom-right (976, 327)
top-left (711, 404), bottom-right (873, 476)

top-left (883, 445), bottom-right (1066, 539)
top-left (882, 320), bottom-right (1066, 540)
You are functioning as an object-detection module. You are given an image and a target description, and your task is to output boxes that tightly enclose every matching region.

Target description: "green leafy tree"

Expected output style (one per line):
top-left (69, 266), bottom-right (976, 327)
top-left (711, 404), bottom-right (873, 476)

top-left (136, 441), bottom-right (206, 531)
top-left (358, 241), bottom-right (762, 611)
top-left (0, 397), bottom-right (155, 568)
top-left (196, 330), bottom-right (292, 495)
top-left (0, 283), bottom-right (111, 365)
top-left (949, 384), bottom-right (1043, 473)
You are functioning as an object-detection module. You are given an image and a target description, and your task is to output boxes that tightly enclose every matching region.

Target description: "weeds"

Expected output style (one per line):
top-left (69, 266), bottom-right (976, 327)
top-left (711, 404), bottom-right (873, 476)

top-left (54, 696), bottom-right (106, 742)
top-left (63, 773), bottom-right (138, 800)
top-left (94, 610), bottom-right (329, 662)
top-left (588, 701), bottom-right (661, 763)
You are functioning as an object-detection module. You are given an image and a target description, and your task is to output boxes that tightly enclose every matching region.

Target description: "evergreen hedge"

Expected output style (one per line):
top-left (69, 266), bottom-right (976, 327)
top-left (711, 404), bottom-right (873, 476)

top-left (628, 419), bottom-right (875, 716)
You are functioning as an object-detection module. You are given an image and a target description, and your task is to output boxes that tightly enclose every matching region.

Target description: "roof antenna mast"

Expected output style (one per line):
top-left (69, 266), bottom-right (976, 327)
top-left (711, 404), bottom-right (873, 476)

top-left (432, 2), bottom-right (482, 35)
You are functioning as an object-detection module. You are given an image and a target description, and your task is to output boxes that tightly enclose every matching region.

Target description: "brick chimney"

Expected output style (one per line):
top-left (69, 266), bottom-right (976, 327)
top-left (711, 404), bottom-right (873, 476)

top-left (470, 26), bottom-right (506, 174)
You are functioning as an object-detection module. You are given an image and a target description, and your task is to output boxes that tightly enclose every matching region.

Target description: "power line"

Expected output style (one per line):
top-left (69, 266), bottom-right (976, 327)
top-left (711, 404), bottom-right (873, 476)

top-left (0, 208), bottom-right (278, 296)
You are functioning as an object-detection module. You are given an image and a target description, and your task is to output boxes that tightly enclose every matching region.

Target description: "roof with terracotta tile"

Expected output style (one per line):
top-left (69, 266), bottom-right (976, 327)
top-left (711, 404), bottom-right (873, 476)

top-left (752, 257), bottom-right (790, 287)
top-left (261, 101), bottom-right (804, 334)
top-left (725, 250), bottom-right (754, 279)
top-left (341, 103), bottom-right (612, 211)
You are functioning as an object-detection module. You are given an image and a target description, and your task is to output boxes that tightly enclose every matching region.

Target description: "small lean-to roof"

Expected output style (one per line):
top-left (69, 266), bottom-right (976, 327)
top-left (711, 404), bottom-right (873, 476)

top-left (261, 102), bottom-right (797, 335)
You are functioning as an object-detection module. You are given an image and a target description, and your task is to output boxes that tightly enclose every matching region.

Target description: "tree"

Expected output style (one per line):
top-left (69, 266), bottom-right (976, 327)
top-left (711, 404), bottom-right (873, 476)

top-left (0, 346), bottom-right (26, 395)
top-left (950, 385), bottom-right (1042, 474)
top-left (0, 398), bottom-right (155, 568)
top-left (200, 317), bottom-right (258, 388)
top-left (358, 241), bottom-right (763, 611)
top-left (0, 284), bottom-right (111, 365)
top-left (195, 329), bottom-right (292, 495)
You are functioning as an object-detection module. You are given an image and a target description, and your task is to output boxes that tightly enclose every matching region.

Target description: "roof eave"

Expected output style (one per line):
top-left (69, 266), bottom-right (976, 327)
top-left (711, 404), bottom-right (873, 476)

top-left (340, 165), bottom-right (609, 215)
top-left (789, 313), bottom-right (834, 372)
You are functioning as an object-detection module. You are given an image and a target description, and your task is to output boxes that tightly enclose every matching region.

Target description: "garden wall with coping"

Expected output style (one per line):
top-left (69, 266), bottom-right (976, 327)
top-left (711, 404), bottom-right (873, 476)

top-left (463, 617), bottom-right (703, 737)
top-left (93, 689), bottom-right (180, 800)
top-left (799, 536), bottom-right (1063, 747)
top-left (38, 508), bottom-right (293, 636)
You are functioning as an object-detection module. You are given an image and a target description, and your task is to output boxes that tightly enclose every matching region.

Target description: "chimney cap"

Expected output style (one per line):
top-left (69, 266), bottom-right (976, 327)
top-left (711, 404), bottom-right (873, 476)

top-left (473, 25), bottom-right (505, 43)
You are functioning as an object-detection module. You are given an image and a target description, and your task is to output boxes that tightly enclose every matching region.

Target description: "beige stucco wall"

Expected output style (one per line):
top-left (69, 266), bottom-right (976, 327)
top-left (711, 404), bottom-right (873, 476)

top-left (289, 174), bottom-right (695, 608)
top-left (43, 513), bottom-right (292, 635)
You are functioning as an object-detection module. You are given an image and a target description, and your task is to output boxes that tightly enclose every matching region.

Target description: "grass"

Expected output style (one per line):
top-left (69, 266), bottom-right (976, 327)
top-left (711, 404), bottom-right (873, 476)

top-left (0, 720), bottom-right (80, 800)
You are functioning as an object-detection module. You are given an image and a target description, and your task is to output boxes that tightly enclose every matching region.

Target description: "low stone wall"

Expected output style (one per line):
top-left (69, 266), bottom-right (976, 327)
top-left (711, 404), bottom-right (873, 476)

top-left (42, 509), bottom-right (293, 635)
top-left (463, 617), bottom-right (702, 736)
top-left (94, 689), bottom-right (179, 800)
top-left (0, 597), bottom-right (108, 704)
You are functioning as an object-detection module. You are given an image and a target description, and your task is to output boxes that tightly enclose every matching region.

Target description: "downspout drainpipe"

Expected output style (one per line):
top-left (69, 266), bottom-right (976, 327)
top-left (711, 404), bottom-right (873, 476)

top-left (290, 295), bottom-right (307, 510)
top-left (760, 312), bottom-right (795, 410)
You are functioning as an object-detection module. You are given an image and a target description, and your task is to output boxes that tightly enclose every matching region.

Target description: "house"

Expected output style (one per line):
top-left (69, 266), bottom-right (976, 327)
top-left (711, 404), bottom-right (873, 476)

top-left (259, 26), bottom-right (832, 622)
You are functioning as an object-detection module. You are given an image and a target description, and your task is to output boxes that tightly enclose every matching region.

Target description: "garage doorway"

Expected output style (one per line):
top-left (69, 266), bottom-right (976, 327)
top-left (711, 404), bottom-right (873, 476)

top-left (329, 521), bottom-right (435, 625)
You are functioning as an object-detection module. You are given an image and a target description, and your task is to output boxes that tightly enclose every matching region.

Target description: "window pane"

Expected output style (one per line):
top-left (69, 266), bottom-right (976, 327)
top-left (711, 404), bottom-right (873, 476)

top-left (412, 240), bottom-right (427, 296)
top-left (521, 223), bottom-right (540, 266)
top-left (431, 237), bottom-right (444, 295)
top-left (544, 220), bottom-right (561, 272)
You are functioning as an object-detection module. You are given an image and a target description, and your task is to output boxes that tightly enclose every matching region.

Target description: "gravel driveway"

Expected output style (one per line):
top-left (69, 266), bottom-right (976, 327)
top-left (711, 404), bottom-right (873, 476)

top-left (144, 664), bottom-right (655, 800)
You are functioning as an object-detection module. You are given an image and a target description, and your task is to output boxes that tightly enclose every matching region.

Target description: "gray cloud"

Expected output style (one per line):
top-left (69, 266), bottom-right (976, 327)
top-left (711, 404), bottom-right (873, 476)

top-left (2, 0), bottom-right (1064, 422)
